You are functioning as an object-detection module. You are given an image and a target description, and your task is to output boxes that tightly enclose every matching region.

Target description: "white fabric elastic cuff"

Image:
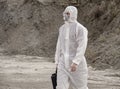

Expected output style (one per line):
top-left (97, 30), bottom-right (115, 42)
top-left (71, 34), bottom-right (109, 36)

top-left (72, 59), bottom-right (80, 65)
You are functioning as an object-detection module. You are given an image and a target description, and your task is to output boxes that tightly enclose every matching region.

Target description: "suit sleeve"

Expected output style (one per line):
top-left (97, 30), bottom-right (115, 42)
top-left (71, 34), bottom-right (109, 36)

top-left (72, 26), bottom-right (88, 65)
top-left (54, 30), bottom-right (61, 65)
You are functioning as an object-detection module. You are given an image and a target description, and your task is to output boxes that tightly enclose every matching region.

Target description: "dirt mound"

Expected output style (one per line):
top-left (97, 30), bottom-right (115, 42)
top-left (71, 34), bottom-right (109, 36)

top-left (0, 0), bottom-right (64, 57)
top-left (80, 0), bottom-right (120, 69)
top-left (0, 0), bottom-right (120, 69)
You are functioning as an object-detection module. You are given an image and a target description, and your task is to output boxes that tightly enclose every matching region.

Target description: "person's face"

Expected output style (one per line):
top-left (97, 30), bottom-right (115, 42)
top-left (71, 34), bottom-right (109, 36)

top-left (64, 12), bottom-right (70, 21)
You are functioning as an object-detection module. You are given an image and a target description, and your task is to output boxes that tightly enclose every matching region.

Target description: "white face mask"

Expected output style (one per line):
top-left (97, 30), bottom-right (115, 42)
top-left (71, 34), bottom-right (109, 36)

top-left (63, 14), bottom-right (70, 21)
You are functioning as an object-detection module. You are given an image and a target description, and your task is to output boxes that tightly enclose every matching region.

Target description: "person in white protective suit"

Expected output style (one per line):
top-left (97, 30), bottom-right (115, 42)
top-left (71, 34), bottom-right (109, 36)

top-left (54, 6), bottom-right (89, 89)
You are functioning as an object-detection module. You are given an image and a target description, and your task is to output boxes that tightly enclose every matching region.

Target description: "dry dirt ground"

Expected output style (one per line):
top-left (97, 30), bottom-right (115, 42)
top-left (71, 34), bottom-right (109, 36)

top-left (0, 55), bottom-right (120, 89)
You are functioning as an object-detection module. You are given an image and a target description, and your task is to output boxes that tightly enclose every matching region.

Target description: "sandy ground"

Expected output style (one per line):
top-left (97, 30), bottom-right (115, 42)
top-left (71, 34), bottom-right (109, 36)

top-left (0, 55), bottom-right (120, 89)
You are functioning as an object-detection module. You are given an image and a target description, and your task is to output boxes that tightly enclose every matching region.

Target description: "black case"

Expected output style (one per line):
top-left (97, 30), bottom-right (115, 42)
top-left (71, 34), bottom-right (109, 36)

top-left (51, 69), bottom-right (57, 89)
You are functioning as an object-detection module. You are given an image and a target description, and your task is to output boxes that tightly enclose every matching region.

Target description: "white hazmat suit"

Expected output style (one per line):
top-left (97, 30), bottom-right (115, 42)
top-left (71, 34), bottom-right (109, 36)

top-left (54, 6), bottom-right (89, 89)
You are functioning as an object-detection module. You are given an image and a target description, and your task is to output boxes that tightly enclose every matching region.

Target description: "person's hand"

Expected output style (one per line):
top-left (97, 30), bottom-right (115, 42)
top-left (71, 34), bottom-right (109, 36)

top-left (70, 63), bottom-right (78, 72)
